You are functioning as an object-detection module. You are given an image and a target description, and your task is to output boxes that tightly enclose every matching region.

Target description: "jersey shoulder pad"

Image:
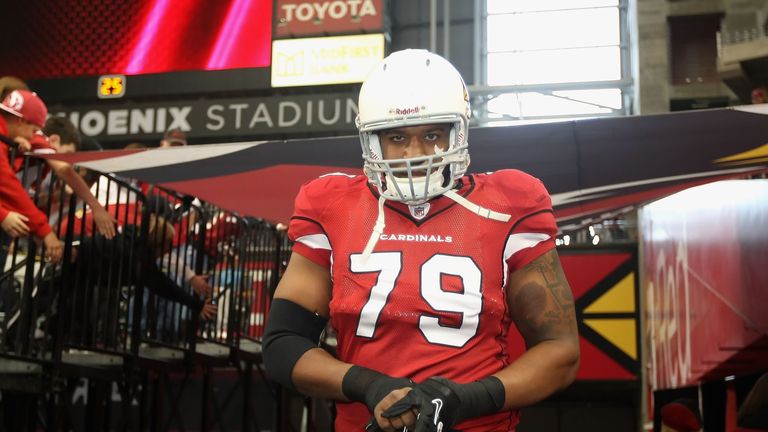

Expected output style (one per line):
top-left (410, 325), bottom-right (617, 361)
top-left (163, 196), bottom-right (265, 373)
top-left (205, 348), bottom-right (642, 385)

top-left (293, 173), bottom-right (366, 220)
top-left (477, 169), bottom-right (552, 213)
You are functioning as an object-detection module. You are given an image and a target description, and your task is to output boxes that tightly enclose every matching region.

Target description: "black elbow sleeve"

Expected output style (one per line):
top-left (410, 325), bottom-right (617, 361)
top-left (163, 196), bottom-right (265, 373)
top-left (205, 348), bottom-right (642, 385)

top-left (263, 298), bottom-right (328, 392)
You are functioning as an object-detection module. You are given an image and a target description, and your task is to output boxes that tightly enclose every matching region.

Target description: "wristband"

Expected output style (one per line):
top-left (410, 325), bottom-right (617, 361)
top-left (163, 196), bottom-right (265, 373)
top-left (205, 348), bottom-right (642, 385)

top-left (457, 376), bottom-right (506, 420)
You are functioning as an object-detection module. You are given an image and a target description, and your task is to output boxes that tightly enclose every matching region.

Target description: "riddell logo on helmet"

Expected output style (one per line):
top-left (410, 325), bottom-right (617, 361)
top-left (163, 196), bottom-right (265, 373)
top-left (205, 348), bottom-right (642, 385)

top-left (390, 106), bottom-right (423, 116)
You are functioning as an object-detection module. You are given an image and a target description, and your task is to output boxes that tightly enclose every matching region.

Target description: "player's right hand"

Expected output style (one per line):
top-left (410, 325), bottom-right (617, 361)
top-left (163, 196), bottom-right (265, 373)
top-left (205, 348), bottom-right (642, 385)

top-left (343, 366), bottom-right (415, 431)
top-left (368, 387), bottom-right (419, 432)
top-left (361, 375), bottom-right (414, 431)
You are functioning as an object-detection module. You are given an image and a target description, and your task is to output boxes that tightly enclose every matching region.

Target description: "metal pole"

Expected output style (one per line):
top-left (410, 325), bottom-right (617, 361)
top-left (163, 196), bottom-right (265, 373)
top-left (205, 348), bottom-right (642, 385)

top-left (474, 0), bottom-right (482, 85)
top-left (443, 0), bottom-right (451, 60)
top-left (430, 0), bottom-right (437, 53)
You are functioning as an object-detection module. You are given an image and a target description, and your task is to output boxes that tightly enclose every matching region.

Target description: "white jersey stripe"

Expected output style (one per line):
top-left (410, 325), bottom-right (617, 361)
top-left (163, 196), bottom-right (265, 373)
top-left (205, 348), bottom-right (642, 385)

top-left (502, 232), bottom-right (551, 287)
top-left (296, 233), bottom-right (332, 251)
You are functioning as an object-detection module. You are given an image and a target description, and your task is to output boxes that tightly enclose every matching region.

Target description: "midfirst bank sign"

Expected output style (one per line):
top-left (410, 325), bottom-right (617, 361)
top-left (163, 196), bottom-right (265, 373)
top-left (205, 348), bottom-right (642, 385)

top-left (51, 93), bottom-right (359, 142)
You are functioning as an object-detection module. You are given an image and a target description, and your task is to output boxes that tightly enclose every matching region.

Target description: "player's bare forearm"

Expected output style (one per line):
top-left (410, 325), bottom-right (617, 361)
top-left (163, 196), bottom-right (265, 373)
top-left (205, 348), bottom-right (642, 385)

top-left (291, 347), bottom-right (355, 401)
top-left (497, 249), bottom-right (580, 409)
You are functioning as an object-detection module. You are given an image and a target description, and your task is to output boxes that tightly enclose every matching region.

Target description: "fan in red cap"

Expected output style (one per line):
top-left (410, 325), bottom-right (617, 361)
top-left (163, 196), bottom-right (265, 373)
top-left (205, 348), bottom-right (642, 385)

top-left (0, 88), bottom-right (64, 264)
top-left (0, 89), bottom-right (48, 129)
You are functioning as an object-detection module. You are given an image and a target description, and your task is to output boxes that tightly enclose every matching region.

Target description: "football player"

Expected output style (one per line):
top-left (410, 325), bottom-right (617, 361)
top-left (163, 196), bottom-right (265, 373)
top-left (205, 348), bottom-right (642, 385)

top-left (264, 49), bottom-right (580, 432)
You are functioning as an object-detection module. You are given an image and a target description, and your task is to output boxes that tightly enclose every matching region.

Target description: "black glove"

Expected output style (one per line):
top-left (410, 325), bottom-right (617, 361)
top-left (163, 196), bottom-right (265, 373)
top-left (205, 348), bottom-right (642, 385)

top-left (381, 376), bottom-right (505, 432)
top-left (342, 366), bottom-right (413, 415)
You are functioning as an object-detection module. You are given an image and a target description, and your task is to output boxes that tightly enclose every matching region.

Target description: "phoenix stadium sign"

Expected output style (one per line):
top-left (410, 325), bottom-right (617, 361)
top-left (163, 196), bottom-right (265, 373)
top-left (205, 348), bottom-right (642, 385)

top-left (50, 93), bottom-right (359, 142)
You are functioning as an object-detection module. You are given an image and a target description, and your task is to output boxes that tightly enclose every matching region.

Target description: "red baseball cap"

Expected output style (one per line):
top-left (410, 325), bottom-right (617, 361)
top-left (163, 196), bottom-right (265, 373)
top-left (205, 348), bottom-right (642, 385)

top-left (0, 89), bottom-right (48, 128)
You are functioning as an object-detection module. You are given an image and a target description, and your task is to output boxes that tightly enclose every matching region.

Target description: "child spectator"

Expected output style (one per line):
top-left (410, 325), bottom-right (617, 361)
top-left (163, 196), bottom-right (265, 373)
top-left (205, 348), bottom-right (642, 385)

top-left (0, 90), bottom-right (62, 264)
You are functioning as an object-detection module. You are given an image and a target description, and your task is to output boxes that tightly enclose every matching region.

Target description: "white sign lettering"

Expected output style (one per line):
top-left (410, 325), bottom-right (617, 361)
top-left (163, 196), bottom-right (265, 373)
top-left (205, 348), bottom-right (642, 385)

top-left (281, 0), bottom-right (377, 22)
top-left (53, 94), bottom-right (359, 141)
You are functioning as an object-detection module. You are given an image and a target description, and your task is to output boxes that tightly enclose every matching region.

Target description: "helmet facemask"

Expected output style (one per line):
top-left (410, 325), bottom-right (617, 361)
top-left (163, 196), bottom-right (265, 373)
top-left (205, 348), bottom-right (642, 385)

top-left (360, 116), bottom-right (469, 204)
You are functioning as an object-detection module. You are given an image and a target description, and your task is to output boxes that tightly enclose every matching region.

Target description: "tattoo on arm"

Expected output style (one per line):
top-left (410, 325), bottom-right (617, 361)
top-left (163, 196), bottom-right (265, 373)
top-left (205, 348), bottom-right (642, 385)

top-left (509, 251), bottom-right (576, 347)
top-left (536, 252), bottom-right (575, 310)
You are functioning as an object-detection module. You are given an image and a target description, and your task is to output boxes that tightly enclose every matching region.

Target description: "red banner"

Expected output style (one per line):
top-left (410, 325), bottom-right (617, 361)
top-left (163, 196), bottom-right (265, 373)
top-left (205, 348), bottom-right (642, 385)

top-left (274, 0), bottom-right (385, 37)
top-left (642, 180), bottom-right (768, 391)
top-left (508, 248), bottom-right (640, 381)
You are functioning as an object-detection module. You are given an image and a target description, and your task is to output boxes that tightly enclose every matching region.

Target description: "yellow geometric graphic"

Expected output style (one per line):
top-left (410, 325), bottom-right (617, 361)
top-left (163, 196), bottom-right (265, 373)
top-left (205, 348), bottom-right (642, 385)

top-left (584, 273), bottom-right (636, 314)
top-left (583, 318), bottom-right (637, 360)
top-left (715, 143), bottom-right (768, 164)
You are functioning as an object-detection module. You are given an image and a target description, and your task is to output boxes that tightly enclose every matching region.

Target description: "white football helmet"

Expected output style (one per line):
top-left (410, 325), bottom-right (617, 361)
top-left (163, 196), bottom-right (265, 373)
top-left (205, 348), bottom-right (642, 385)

top-left (357, 49), bottom-right (471, 204)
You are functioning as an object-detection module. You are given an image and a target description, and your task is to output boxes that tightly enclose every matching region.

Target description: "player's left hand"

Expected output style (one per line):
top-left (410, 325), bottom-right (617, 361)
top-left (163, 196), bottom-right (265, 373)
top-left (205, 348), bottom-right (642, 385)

top-left (381, 377), bottom-right (461, 432)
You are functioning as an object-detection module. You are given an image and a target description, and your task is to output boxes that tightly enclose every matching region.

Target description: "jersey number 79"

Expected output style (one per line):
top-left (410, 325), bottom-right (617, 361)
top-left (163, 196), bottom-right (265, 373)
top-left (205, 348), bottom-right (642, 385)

top-left (350, 252), bottom-right (482, 348)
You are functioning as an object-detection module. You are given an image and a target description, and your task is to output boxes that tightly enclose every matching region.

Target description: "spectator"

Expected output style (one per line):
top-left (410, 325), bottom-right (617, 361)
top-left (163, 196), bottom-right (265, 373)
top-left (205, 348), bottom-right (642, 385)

top-left (68, 213), bottom-right (216, 322)
top-left (0, 77), bottom-right (30, 154)
top-left (31, 116), bottom-right (117, 239)
top-left (43, 116), bottom-right (80, 154)
top-left (159, 128), bottom-right (187, 147)
top-left (0, 90), bottom-right (62, 264)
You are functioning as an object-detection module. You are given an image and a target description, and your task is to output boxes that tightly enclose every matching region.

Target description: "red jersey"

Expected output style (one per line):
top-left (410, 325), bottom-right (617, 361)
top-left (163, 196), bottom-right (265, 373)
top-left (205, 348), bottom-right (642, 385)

top-left (288, 170), bottom-right (557, 432)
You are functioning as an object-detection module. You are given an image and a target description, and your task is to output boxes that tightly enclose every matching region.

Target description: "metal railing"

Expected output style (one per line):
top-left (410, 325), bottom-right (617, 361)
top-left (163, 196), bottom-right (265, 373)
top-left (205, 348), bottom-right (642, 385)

top-left (0, 153), bottom-right (288, 430)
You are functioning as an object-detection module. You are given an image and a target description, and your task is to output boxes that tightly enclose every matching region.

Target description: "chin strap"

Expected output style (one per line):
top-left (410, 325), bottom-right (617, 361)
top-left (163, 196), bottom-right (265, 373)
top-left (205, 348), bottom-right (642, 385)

top-left (444, 190), bottom-right (511, 222)
top-left (361, 195), bottom-right (387, 263)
